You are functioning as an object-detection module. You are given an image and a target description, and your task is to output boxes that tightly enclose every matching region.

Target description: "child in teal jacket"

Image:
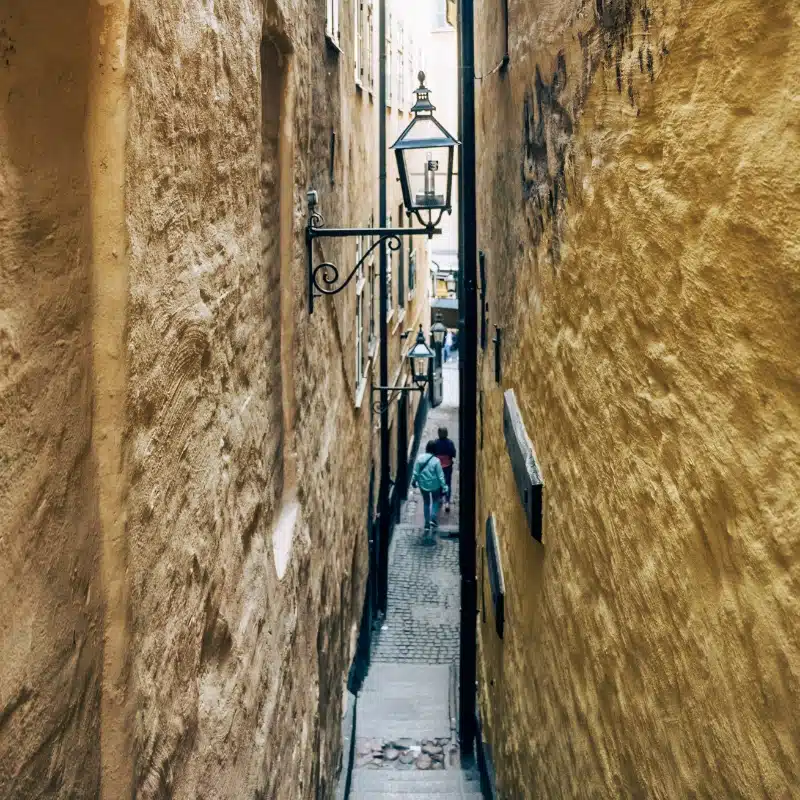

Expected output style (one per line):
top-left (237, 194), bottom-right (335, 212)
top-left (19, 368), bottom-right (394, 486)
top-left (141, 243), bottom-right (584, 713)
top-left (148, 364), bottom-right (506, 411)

top-left (412, 440), bottom-right (448, 536)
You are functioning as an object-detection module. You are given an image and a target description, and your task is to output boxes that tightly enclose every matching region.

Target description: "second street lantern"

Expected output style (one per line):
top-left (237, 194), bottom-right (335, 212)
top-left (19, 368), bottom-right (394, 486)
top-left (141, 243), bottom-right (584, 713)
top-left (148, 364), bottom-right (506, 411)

top-left (407, 326), bottom-right (436, 387)
top-left (391, 72), bottom-right (460, 232)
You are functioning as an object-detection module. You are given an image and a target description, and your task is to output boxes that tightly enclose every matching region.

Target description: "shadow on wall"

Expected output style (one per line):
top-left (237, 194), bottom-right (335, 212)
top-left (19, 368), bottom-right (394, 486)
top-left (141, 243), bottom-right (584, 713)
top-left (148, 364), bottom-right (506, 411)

top-left (0, 0), bottom-right (102, 796)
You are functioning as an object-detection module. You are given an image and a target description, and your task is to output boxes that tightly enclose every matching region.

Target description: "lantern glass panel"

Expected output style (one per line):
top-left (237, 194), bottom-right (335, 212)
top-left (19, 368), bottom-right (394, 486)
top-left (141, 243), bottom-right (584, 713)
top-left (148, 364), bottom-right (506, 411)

top-left (407, 335), bottom-right (434, 385)
top-left (431, 321), bottom-right (447, 346)
top-left (396, 146), bottom-right (452, 212)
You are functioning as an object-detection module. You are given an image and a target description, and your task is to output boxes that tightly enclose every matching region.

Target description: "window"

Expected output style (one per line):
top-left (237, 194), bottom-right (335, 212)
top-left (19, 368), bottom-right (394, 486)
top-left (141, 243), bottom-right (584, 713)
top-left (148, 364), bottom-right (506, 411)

top-left (397, 205), bottom-right (405, 309)
top-left (434, 0), bottom-right (448, 28)
top-left (365, 0), bottom-right (375, 92)
top-left (354, 0), bottom-right (363, 85)
top-left (386, 14), bottom-right (393, 106)
top-left (326, 0), bottom-right (340, 46)
top-left (407, 37), bottom-right (415, 102)
top-left (355, 237), bottom-right (365, 390)
top-left (408, 240), bottom-right (416, 298)
top-left (368, 215), bottom-right (377, 353)
top-left (397, 24), bottom-right (405, 108)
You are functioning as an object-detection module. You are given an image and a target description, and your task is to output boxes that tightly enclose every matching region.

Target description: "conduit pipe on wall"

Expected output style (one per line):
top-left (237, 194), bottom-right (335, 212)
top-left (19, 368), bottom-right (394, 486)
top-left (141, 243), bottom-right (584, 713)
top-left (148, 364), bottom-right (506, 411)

top-left (377, 0), bottom-right (391, 615)
top-left (458, 0), bottom-right (479, 755)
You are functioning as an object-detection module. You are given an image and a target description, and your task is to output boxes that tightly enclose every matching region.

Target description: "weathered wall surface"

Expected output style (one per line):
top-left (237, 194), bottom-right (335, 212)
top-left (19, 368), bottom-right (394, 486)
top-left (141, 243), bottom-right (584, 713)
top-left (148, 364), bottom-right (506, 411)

top-left (1, 0), bottom-right (375, 797)
top-left (123, 0), bottom-right (372, 796)
top-left (475, 0), bottom-right (800, 796)
top-left (0, 3), bottom-right (102, 796)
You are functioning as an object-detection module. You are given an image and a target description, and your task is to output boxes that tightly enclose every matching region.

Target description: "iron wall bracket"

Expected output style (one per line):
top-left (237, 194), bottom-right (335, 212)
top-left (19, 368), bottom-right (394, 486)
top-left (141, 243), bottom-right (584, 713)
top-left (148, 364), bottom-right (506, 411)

top-left (306, 204), bottom-right (441, 314)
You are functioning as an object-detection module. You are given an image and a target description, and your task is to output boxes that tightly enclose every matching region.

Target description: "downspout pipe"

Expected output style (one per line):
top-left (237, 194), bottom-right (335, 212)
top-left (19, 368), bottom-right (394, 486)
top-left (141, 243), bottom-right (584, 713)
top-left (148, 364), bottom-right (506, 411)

top-left (458, 0), bottom-right (478, 755)
top-left (378, 0), bottom-right (391, 616)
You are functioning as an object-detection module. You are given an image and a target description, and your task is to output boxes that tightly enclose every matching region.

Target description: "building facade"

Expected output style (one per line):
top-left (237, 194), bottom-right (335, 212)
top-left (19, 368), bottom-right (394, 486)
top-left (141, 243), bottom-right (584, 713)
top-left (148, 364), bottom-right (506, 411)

top-left (0, 0), bottom-right (426, 798)
top-left (473, 0), bottom-right (800, 796)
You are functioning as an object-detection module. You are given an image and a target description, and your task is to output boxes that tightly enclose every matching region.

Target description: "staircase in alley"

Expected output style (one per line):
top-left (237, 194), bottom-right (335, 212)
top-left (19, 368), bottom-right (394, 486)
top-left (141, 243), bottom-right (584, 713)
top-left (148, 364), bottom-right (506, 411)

top-left (347, 361), bottom-right (483, 799)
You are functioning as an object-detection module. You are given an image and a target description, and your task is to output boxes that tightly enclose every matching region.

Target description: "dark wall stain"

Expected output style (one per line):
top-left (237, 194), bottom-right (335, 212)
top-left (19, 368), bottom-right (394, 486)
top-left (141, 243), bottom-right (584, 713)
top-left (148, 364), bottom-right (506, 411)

top-left (521, 53), bottom-right (572, 264)
top-left (519, 0), bottom-right (666, 265)
top-left (0, 24), bottom-right (17, 67)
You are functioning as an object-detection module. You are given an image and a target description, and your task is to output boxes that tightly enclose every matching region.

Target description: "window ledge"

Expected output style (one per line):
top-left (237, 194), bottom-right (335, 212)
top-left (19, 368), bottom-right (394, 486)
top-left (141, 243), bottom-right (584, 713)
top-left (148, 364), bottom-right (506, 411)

top-left (392, 307), bottom-right (407, 334)
top-left (386, 308), bottom-right (395, 324)
top-left (326, 34), bottom-right (343, 53)
top-left (355, 373), bottom-right (370, 409)
top-left (356, 276), bottom-right (366, 296)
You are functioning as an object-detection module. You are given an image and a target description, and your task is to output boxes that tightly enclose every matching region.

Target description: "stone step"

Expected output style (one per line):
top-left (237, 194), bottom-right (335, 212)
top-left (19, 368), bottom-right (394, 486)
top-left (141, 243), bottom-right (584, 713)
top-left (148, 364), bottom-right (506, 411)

top-left (355, 793), bottom-right (484, 800)
top-left (353, 767), bottom-right (474, 779)
top-left (353, 773), bottom-right (465, 786)
top-left (352, 769), bottom-right (484, 797)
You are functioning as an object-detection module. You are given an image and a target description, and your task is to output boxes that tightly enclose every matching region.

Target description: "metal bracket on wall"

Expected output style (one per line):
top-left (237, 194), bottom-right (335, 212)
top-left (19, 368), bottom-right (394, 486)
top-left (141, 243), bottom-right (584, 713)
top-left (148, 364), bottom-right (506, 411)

top-left (503, 389), bottom-right (544, 542)
top-left (306, 191), bottom-right (440, 314)
top-left (479, 250), bottom-right (488, 351)
top-left (492, 326), bottom-right (502, 383)
top-left (370, 383), bottom-right (425, 414)
top-left (486, 514), bottom-right (505, 638)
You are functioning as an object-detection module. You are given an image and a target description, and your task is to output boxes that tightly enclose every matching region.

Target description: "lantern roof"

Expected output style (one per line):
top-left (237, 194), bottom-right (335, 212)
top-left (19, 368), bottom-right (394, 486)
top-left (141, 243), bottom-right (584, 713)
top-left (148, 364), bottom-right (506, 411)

top-left (391, 72), bottom-right (460, 152)
top-left (408, 328), bottom-right (435, 361)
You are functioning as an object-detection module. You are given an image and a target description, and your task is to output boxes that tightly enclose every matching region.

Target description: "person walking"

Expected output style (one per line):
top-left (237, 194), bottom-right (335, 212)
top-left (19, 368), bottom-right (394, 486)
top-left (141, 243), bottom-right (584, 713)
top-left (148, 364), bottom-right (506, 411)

top-left (412, 440), bottom-right (448, 543)
top-left (433, 427), bottom-right (456, 513)
top-left (443, 330), bottom-right (453, 363)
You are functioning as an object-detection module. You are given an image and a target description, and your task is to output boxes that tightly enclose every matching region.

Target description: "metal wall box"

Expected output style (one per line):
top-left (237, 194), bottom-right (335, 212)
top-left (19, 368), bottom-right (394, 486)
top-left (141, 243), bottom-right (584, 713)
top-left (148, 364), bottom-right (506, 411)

top-left (503, 389), bottom-right (544, 542)
top-left (485, 515), bottom-right (505, 639)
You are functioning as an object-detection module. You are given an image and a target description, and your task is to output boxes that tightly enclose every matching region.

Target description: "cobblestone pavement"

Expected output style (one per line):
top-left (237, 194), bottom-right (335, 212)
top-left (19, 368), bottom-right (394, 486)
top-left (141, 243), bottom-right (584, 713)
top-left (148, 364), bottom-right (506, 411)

top-left (371, 526), bottom-right (460, 664)
top-left (348, 362), bottom-right (483, 798)
top-left (373, 360), bottom-right (461, 665)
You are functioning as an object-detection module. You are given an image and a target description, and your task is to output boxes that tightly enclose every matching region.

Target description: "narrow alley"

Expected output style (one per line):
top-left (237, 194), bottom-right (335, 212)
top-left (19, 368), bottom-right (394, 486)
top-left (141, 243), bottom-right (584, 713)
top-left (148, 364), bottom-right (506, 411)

top-left (348, 360), bottom-right (483, 799)
top-left (2, 0), bottom-right (798, 796)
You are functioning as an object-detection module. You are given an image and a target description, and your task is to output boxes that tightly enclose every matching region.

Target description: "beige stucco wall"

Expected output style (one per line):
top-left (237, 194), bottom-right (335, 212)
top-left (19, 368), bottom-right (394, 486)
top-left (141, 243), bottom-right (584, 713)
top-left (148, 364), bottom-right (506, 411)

top-left (1, 0), bottom-right (379, 796)
top-left (475, 0), bottom-right (800, 796)
top-left (0, 3), bottom-right (102, 795)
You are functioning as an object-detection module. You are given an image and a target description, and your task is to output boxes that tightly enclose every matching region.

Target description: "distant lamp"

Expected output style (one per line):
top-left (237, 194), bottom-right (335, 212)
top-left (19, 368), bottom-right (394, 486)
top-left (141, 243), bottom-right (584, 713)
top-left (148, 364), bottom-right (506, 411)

top-left (407, 326), bottom-right (436, 387)
top-left (431, 318), bottom-right (448, 348)
top-left (391, 72), bottom-right (460, 232)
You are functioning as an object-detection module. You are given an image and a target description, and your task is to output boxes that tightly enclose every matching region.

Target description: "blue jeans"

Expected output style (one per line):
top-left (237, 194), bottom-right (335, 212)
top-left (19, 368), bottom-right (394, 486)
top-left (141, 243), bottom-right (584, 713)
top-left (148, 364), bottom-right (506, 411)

top-left (421, 490), bottom-right (440, 529)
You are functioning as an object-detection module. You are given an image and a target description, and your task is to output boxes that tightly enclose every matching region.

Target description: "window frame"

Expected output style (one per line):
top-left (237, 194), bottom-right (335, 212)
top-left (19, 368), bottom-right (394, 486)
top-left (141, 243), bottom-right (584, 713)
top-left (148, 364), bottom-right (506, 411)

top-left (326, 0), bottom-right (341, 48)
top-left (408, 239), bottom-right (416, 300)
top-left (355, 237), bottom-right (366, 395)
top-left (397, 205), bottom-right (406, 309)
top-left (397, 23), bottom-right (405, 110)
top-left (354, 0), bottom-right (363, 86)
top-left (366, 0), bottom-right (375, 93)
top-left (434, 0), bottom-right (448, 29)
top-left (367, 215), bottom-right (378, 356)
top-left (386, 13), bottom-right (393, 107)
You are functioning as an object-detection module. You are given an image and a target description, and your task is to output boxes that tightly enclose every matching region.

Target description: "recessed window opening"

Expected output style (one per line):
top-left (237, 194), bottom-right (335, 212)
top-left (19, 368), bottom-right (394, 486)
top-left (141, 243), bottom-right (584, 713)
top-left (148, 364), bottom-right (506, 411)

top-left (261, 33), bottom-right (298, 580)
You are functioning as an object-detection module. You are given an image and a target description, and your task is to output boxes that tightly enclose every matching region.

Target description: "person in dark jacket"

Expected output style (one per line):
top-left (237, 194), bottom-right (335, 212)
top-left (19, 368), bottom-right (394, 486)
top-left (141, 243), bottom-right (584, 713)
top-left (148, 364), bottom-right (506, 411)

top-left (433, 427), bottom-right (456, 513)
top-left (412, 440), bottom-right (448, 541)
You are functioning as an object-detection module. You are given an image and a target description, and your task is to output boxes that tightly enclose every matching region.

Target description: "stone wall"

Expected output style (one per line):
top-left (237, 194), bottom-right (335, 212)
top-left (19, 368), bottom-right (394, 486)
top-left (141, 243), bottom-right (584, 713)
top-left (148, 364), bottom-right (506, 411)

top-left (0, 2), bottom-right (102, 795)
top-left (1, 0), bottom-right (379, 797)
top-left (474, 0), bottom-right (800, 796)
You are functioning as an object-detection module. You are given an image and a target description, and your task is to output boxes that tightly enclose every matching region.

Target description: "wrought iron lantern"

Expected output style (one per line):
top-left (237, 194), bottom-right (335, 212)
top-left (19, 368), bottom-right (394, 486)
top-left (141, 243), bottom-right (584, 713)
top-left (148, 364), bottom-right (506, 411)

top-left (391, 72), bottom-right (460, 230)
top-left (430, 318), bottom-right (448, 348)
top-left (407, 326), bottom-right (436, 387)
